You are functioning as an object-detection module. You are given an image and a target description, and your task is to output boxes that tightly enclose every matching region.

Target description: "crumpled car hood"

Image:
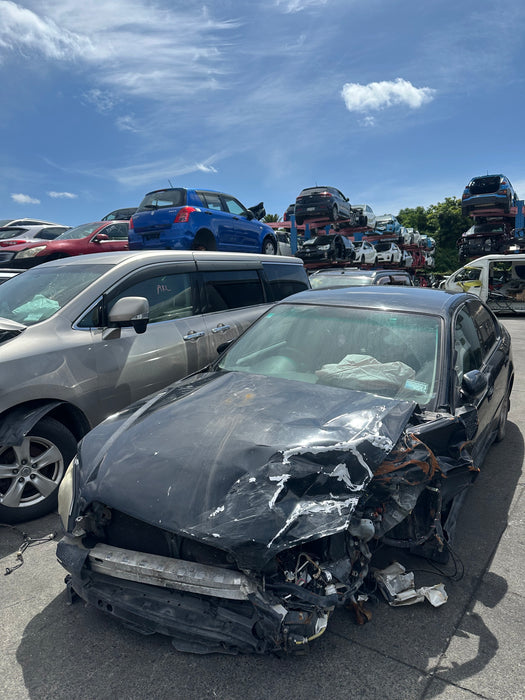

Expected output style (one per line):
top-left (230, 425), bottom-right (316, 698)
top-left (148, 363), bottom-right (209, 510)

top-left (76, 371), bottom-right (416, 569)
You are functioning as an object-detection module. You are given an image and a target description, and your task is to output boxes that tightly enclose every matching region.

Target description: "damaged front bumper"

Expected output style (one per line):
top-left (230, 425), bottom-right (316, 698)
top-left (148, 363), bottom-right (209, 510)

top-left (57, 536), bottom-right (335, 655)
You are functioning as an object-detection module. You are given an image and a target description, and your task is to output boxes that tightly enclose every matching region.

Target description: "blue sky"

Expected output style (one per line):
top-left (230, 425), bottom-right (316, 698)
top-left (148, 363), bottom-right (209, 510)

top-left (1, 0), bottom-right (524, 227)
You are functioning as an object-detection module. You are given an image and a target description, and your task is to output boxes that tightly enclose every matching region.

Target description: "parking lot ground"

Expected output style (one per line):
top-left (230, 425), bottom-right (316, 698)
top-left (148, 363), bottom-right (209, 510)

top-left (1, 318), bottom-right (524, 700)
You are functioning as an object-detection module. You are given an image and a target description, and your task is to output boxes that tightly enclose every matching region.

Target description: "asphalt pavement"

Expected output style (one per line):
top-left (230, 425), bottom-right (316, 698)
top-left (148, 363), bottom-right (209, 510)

top-left (1, 318), bottom-right (524, 700)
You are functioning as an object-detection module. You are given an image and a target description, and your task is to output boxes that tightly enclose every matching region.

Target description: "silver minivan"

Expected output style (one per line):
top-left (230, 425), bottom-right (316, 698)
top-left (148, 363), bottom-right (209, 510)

top-left (0, 250), bottom-right (309, 523)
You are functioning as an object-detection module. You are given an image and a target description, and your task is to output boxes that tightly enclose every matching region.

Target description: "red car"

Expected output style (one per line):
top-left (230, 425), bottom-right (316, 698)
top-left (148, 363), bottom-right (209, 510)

top-left (2, 221), bottom-right (129, 268)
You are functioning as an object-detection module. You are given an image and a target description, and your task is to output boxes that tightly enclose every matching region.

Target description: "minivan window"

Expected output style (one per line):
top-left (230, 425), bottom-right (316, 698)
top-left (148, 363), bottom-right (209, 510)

top-left (201, 269), bottom-right (265, 312)
top-left (0, 264), bottom-right (111, 326)
top-left (262, 262), bottom-right (310, 300)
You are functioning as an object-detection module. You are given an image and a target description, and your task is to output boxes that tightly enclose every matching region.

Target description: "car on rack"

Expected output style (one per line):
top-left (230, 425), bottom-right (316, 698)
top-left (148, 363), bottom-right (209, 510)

top-left (101, 207), bottom-right (137, 221)
top-left (309, 268), bottom-right (413, 289)
top-left (275, 229), bottom-right (292, 256)
top-left (1, 221), bottom-right (129, 268)
top-left (294, 186), bottom-right (357, 226)
top-left (352, 204), bottom-right (376, 228)
top-left (374, 241), bottom-right (402, 264)
top-left (0, 250), bottom-right (309, 524)
top-left (375, 214), bottom-right (402, 235)
top-left (353, 240), bottom-right (377, 264)
top-left (283, 203), bottom-right (295, 222)
top-left (129, 188), bottom-right (277, 255)
top-left (458, 221), bottom-right (511, 261)
top-left (295, 234), bottom-right (355, 263)
top-left (57, 286), bottom-right (513, 655)
top-left (461, 174), bottom-right (518, 215)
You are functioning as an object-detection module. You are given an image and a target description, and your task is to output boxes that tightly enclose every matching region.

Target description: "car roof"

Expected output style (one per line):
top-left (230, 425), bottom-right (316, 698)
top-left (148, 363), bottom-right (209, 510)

top-left (282, 285), bottom-right (464, 317)
top-left (38, 249), bottom-right (302, 269)
top-left (310, 268), bottom-right (394, 277)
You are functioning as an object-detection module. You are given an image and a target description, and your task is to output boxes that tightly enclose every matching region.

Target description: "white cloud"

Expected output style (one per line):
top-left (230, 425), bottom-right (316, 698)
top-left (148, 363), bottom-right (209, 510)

top-left (115, 115), bottom-right (140, 133)
top-left (110, 154), bottom-right (222, 187)
top-left (359, 116), bottom-right (376, 128)
top-left (0, 0), bottom-right (95, 60)
top-left (275, 0), bottom-right (328, 12)
top-left (83, 89), bottom-right (118, 113)
top-left (341, 78), bottom-right (436, 113)
top-left (0, 2), bottom-right (239, 100)
top-left (11, 192), bottom-right (40, 204)
top-left (48, 191), bottom-right (77, 198)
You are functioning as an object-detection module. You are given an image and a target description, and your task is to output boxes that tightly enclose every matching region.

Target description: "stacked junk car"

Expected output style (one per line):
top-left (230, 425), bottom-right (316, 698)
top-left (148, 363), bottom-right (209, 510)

top-left (57, 285), bottom-right (513, 654)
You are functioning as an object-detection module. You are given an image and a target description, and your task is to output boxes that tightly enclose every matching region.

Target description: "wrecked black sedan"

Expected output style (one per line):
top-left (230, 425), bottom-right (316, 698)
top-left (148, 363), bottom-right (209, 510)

top-left (57, 287), bottom-right (513, 654)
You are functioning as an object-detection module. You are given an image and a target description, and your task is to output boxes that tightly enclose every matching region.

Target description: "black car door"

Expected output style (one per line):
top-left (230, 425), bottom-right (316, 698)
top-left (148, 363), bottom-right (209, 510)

top-left (452, 299), bottom-right (507, 466)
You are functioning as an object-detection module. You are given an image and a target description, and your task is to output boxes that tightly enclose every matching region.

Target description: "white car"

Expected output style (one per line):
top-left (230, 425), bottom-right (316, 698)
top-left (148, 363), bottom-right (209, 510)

top-left (353, 204), bottom-right (376, 229)
top-left (401, 249), bottom-right (413, 267)
top-left (275, 230), bottom-right (292, 256)
top-left (375, 241), bottom-right (402, 264)
top-left (353, 240), bottom-right (377, 264)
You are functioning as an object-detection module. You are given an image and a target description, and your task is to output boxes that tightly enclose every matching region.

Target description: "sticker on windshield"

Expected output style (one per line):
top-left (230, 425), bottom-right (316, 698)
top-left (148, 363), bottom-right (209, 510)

top-left (404, 379), bottom-right (428, 393)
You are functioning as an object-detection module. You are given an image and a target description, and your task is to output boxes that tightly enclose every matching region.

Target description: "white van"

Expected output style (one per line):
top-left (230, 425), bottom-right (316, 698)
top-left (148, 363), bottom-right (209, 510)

top-left (444, 253), bottom-right (525, 313)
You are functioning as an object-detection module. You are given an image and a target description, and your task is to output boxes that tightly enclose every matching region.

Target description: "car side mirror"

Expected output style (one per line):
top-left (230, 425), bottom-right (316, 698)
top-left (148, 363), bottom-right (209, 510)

top-left (108, 296), bottom-right (149, 334)
top-left (461, 369), bottom-right (488, 397)
top-left (243, 210), bottom-right (255, 220)
top-left (93, 233), bottom-right (109, 242)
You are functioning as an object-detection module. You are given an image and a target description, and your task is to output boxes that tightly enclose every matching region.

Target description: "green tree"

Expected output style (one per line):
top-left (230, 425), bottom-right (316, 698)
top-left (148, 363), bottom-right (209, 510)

top-left (263, 213), bottom-right (280, 223)
top-left (397, 197), bottom-right (472, 273)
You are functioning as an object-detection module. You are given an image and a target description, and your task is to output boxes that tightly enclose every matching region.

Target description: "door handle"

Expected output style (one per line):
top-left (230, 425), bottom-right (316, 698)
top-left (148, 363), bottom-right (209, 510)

top-left (183, 330), bottom-right (205, 341)
top-left (211, 324), bottom-right (231, 333)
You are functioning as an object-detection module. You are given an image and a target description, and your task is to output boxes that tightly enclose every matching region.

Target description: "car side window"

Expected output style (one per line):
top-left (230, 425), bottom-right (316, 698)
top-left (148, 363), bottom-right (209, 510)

top-left (262, 262), bottom-right (310, 301)
top-left (222, 196), bottom-right (247, 216)
top-left (77, 272), bottom-right (197, 328)
top-left (467, 299), bottom-right (498, 357)
top-left (453, 306), bottom-right (483, 382)
top-left (201, 269), bottom-right (265, 312)
top-left (110, 273), bottom-right (195, 323)
top-left (102, 223), bottom-right (128, 240)
top-left (201, 192), bottom-right (223, 211)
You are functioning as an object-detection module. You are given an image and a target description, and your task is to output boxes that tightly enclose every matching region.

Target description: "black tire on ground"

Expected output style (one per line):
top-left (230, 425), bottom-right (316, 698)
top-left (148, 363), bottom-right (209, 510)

top-left (0, 418), bottom-right (78, 524)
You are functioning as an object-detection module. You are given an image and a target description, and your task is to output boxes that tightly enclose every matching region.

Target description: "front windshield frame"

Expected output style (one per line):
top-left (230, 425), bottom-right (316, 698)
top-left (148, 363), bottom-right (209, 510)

top-left (0, 263), bottom-right (113, 326)
top-left (218, 302), bottom-right (443, 408)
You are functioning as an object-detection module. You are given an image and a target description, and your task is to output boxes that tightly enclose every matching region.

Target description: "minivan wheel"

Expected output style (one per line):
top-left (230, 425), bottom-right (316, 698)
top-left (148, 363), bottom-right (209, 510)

top-left (0, 418), bottom-right (78, 524)
top-left (262, 236), bottom-right (277, 255)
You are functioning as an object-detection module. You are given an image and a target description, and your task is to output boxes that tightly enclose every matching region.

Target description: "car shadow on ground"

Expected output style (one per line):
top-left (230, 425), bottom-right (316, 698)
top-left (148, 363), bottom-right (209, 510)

top-left (13, 422), bottom-right (523, 700)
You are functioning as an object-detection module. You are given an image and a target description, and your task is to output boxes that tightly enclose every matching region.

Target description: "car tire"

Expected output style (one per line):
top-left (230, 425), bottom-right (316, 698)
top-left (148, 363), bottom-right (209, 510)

top-left (0, 417), bottom-right (78, 524)
top-left (496, 396), bottom-right (510, 442)
top-left (295, 215), bottom-right (304, 226)
top-left (360, 255), bottom-right (365, 264)
top-left (330, 205), bottom-right (338, 222)
top-left (192, 229), bottom-right (217, 251)
top-left (262, 236), bottom-right (277, 255)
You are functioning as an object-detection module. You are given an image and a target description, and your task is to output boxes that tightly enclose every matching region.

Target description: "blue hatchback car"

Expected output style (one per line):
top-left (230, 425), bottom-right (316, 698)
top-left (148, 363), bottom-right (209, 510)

top-left (461, 174), bottom-right (518, 216)
top-left (129, 188), bottom-right (277, 254)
